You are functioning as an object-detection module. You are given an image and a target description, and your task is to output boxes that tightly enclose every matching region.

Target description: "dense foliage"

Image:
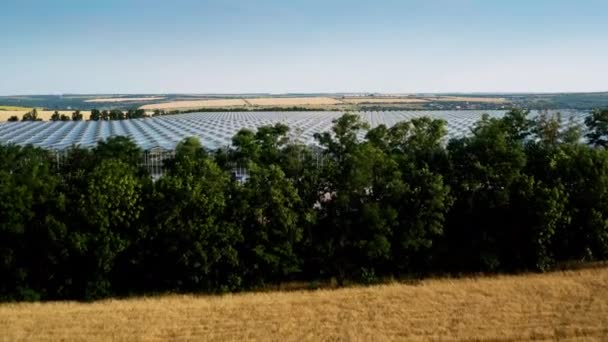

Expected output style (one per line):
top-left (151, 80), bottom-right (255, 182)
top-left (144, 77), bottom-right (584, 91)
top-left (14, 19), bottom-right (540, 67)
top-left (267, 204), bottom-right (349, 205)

top-left (1, 109), bottom-right (608, 301)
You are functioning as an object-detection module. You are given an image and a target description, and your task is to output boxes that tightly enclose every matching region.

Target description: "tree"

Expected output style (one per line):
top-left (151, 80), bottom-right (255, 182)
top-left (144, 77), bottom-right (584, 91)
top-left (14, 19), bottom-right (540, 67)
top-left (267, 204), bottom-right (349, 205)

top-left (50, 111), bottom-right (61, 121)
top-left (22, 109), bottom-right (41, 121)
top-left (126, 109), bottom-right (146, 119)
top-left (8, 116), bottom-right (19, 122)
top-left (312, 114), bottom-right (397, 283)
top-left (73, 158), bottom-right (144, 298)
top-left (232, 163), bottom-right (304, 286)
top-left (0, 145), bottom-right (68, 300)
top-left (138, 139), bottom-right (241, 292)
top-left (94, 136), bottom-right (142, 167)
top-left (89, 109), bottom-right (101, 121)
top-left (585, 108), bottom-right (608, 147)
top-left (109, 110), bottom-right (125, 120)
top-left (444, 114), bottom-right (528, 271)
top-left (367, 118), bottom-right (453, 273)
top-left (72, 110), bottom-right (83, 121)
top-left (60, 114), bottom-right (71, 121)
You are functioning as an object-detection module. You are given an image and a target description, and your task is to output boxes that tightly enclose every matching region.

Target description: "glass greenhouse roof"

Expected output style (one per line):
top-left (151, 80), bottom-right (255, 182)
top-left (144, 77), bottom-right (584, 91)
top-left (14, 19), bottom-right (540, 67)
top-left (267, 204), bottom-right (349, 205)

top-left (0, 110), bottom-right (589, 151)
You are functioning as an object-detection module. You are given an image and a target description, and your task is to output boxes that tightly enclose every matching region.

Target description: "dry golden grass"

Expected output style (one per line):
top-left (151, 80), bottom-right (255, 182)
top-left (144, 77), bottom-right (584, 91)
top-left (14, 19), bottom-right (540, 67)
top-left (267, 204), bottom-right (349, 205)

top-left (342, 97), bottom-right (428, 104)
top-left (0, 110), bottom-right (92, 121)
top-left (427, 96), bottom-right (508, 103)
top-left (246, 97), bottom-right (342, 106)
top-left (140, 99), bottom-right (248, 110)
top-left (85, 97), bottom-right (166, 103)
top-left (1, 267), bottom-right (607, 341)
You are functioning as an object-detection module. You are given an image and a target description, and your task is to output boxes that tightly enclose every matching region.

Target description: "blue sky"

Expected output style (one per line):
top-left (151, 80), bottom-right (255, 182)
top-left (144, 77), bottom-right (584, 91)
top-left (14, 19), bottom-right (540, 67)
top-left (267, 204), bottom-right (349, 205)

top-left (1, 0), bottom-right (606, 95)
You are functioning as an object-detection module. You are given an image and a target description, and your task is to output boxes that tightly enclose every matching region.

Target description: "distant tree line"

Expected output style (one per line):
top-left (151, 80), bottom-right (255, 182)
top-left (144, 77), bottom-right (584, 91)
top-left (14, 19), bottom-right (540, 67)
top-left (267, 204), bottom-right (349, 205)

top-left (1, 109), bottom-right (608, 301)
top-left (89, 108), bottom-right (147, 120)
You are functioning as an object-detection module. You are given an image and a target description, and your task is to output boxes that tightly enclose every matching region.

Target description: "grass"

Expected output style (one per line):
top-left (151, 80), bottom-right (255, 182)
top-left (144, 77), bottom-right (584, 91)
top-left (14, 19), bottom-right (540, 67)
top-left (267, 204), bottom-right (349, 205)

top-left (1, 267), bottom-right (607, 341)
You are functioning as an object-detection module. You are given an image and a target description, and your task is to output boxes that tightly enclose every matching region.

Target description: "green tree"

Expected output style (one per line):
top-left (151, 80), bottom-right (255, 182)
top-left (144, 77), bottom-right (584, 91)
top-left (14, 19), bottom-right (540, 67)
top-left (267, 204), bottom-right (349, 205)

top-left (232, 163), bottom-right (303, 286)
top-left (50, 111), bottom-right (61, 121)
top-left (585, 108), bottom-right (608, 147)
top-left (141, 138), bottom-right (241, 292)
top-left (22, 109), bottom-right (41, 121)
top-left (367, 117), bottom-right (452, 273)
top-left (89, 109), bottom-right (101, 121)
top-left (73, 158), bottom-right (144, 299)
top-left (71, 110), bottom-right (83, 121)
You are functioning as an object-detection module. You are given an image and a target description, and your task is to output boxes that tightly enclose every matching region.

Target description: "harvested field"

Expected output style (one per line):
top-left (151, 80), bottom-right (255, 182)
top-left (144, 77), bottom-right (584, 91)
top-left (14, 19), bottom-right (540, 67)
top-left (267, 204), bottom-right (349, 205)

top-left (246, 97), bottom-right (342, 106)
top-left (1, 267), bottom-right (607, 341)
top-left (342, 97), bottom-right (428, 104)
top-left (85, 97), bottom-right (165, 103)
top-left (0, 110), bottom-right (91, 121)
top-left (428, 96), bottom-right (508, 103)
top-left (140, 99), bottom-right (248, 110)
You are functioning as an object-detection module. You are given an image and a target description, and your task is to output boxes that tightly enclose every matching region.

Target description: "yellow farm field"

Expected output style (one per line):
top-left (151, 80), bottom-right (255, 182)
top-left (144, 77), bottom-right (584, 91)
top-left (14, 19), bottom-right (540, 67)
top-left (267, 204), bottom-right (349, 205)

top-left (1, 267), bottom-right (607, 341)
top-left (0, 110), bottom-right (91, 121)
top-left (140, 99), bottom-right (248, 110)
top-left (85, 97), bottom-right (166, 103)
top-left (342, 97), bottom-right (428, 104)
top-left (428, 96), bottom-right (508, 103)
top-left (246, 97), bottom-right (342, 106)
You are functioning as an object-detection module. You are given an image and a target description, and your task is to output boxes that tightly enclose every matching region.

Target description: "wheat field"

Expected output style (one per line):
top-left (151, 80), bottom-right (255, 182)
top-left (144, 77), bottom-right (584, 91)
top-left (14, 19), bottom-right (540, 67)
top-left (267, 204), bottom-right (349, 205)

top-left (1, 267), bottom-right (607, 341)
top-left (0, 110), bottom-right (92, 121)
top-left (140, 99), bottom-right (248, 110)
top-left (245, 97), bottom-right (343, 106)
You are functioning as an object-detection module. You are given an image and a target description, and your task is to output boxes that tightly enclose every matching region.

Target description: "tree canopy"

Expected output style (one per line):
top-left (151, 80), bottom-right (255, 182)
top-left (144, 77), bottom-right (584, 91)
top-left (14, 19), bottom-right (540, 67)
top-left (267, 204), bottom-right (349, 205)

top-left (1, 109), bottom-right (608, 301)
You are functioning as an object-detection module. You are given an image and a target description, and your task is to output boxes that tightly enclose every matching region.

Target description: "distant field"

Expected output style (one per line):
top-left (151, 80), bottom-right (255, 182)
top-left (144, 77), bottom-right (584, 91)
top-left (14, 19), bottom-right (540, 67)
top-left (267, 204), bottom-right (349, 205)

top-left (246, 97), bottom-right (343, 106)
top-left (140, 99), bottom-right (248, 110)
top-left (0, 105), bottom-right (32, 111)
top-left (1, 267), bottom-right (606, 341)
top-left (428, 96), bottom-right (508, 103)
top-left (85, 97), bottom-right (166, 103)
top-left (0, 110), bottom-right (91, 121)
top-left (342, 97), bottom-right (428, 104)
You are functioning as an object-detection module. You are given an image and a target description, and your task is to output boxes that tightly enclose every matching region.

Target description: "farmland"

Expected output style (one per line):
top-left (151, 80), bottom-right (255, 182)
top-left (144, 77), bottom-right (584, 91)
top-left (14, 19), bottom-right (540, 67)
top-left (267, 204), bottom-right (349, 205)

top-left (426, 96), bottom-right (508, 103)
top-left (0, 110), bottom-right (91, 121)
top-left (245, 96), bottom-right (343, 106)
top-left (85, 97), bottom-right (166, 103)
top-left (1, 266), bottom-right (606, 341)
top-left (1, 93), bottom-right (607, 116)
top-left (140, 98), bottom-right (248, 110)
top-left (341, 97), bottom-right (428, 104)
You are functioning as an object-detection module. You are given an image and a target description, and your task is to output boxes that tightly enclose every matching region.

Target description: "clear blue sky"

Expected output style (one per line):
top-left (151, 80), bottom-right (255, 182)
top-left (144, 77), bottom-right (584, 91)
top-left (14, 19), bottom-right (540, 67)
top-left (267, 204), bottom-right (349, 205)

top-left (1, 0), bottom-right (606, 95)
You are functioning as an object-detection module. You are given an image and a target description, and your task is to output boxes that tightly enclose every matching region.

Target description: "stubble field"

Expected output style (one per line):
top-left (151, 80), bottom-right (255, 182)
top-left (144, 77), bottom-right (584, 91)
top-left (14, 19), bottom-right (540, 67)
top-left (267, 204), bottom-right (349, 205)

top-left (1, 266), bottom-right (607, 341)
top-left (0, 110), bottom-right (91, 121)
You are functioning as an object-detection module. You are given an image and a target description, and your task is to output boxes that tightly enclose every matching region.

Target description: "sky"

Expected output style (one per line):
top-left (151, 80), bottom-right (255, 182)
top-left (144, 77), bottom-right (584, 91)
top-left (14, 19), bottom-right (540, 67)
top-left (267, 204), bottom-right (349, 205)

top-left (0, 0), bottom-right (607, 95)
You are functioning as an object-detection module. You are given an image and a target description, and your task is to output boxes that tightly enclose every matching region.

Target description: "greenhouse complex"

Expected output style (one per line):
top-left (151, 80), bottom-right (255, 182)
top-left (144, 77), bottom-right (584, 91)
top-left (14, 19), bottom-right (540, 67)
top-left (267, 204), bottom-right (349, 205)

top-left (0, 110), bottom-right (590, 178)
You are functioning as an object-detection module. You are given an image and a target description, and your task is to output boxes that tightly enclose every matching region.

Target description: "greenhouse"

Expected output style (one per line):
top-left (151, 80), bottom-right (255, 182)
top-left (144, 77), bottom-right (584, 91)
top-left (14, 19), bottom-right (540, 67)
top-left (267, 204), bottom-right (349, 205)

top-left (0, 110), bottom-right (589, 151)
top-left (0, 110), bottom-right (590, 178)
